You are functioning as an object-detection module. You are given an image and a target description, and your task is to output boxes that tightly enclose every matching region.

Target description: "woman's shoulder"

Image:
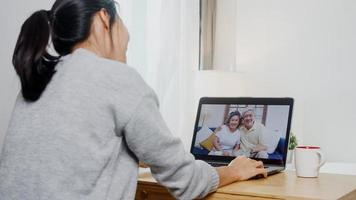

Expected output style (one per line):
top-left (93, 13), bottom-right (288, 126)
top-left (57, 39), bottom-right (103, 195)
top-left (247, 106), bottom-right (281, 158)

top-left (66, 48), bottom-right (152, 95)
top-left (100, 59), bottom-right (145, 86)
top-left (66, 48), bottom-right (140, 78)
top-left (102, 61), bottom-right (154, 99)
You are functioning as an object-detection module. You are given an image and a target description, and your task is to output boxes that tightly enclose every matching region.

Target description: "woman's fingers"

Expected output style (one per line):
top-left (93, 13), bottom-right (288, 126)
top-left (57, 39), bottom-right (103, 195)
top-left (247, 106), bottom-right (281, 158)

top-left (253, 160), bottom-right (264, 168)
top-left (255, 168), bottom-right (268, 178)
top-left (251, 160), bottom-right (267, 178)
top-left (226, 156), bottom-right (269, 182)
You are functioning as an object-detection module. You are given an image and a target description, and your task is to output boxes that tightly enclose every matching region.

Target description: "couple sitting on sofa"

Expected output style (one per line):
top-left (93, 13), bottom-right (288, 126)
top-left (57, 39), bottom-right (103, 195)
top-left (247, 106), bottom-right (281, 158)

top-left (208, 109), bottom-right (269, 159)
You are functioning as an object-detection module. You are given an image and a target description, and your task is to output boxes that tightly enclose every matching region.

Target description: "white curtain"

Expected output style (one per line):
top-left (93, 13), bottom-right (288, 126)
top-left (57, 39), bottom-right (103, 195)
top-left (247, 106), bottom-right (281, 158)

top-left (118, 0), bottom-right (194, 138)
top-left (199, 0), bottom-right (239, 71)
top-left (200, 0), bottom-right (217, 70)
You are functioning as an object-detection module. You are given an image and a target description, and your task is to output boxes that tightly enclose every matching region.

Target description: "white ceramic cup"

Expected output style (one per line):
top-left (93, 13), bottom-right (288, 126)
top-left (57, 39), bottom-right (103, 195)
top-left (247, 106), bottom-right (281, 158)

top-left (294, 146), bottom-right (326, 177)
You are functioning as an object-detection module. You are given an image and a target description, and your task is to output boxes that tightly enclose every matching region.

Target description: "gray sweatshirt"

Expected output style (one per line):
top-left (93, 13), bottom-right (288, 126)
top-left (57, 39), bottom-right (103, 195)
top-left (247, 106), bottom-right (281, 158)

top-left (0, 49), bottom-right (219, 200)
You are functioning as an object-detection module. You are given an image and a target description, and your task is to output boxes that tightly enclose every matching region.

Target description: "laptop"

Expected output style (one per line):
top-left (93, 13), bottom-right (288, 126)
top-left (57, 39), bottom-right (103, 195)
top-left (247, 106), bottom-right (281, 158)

top-left (190, 97), bottom-right (294, 177)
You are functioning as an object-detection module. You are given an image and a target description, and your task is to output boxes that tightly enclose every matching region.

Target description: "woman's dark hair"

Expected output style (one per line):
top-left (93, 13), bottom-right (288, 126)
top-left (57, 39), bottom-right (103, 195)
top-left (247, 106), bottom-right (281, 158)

top-left (225, 111), bottom-right (242, 127)
top-left (12, 0), bottom-right (117, 102)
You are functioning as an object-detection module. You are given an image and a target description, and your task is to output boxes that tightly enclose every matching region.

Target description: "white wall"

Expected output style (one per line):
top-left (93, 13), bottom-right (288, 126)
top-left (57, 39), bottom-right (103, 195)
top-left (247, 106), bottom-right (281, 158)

top-left (235, 0), bottom-right (356, 162)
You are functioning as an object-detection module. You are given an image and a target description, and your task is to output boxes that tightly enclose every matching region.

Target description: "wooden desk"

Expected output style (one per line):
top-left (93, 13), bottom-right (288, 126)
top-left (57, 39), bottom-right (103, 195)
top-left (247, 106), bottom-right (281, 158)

top-left (135, 171), bottom-right (356, 200)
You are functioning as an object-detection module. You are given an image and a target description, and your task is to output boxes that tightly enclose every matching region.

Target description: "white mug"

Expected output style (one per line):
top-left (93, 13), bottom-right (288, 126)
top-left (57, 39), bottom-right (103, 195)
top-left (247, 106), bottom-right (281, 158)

top-left (294, 146), bottom-right (326, 177)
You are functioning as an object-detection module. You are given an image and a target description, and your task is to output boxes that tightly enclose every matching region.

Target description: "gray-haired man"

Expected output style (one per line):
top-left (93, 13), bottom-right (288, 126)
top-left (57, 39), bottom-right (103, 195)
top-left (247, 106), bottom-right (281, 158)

top-left (238, 109), bottom-right (269, 159)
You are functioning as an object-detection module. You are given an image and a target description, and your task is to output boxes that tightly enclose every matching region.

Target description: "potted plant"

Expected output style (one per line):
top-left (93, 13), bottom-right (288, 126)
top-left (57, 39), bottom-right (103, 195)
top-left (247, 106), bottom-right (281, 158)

top-left (287, 133), bottom-right (298, 163)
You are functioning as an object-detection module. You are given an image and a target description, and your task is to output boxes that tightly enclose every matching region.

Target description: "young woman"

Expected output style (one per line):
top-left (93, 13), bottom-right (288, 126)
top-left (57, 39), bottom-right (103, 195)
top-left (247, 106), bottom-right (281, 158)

top-left (0, 0), bottom-right (267, 199)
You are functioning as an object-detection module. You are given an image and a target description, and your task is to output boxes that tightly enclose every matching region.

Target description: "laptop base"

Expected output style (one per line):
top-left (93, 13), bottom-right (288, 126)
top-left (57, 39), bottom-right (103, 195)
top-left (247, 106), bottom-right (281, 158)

top-left (207, 161), bottom-right (284, 179)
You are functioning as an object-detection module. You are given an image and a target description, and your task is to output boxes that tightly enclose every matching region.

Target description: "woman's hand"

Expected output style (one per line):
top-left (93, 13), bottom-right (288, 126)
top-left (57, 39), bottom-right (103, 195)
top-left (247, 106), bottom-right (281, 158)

top-left (215, 156), bottom-right (267, 187)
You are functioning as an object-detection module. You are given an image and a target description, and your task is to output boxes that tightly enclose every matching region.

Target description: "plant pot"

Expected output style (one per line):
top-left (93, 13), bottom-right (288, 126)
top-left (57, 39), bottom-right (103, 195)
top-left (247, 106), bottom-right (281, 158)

top-left (286, 149), bottom-right (294, 164)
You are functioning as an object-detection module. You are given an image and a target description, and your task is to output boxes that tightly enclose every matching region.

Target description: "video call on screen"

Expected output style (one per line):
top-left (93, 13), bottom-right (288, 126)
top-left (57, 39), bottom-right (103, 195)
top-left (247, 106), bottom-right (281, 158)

top-left (192, 104), bottom-right (290, 160)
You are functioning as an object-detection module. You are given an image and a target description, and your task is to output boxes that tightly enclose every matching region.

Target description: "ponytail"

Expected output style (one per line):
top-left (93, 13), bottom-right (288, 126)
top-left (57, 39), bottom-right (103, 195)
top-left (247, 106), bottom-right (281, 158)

top-left (13, 0), bottom-right (118, 102)
top-left (12, 10), bottom-right (60, 102)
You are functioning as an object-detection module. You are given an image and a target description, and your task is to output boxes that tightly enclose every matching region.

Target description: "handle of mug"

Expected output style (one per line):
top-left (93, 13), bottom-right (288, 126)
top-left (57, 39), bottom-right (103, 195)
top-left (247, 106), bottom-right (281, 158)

top-left (317, 150), bottom-right (326, 169)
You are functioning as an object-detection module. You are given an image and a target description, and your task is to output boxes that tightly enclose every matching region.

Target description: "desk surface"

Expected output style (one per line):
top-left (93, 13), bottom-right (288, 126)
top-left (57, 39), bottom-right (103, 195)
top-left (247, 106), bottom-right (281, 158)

top-left (138, 170), bottom-right (356, 199)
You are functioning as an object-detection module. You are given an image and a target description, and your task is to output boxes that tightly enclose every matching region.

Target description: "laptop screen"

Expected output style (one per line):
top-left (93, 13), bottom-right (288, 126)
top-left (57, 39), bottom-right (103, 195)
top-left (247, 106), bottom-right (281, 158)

top-left (191, 98), bottom-right (293, 164)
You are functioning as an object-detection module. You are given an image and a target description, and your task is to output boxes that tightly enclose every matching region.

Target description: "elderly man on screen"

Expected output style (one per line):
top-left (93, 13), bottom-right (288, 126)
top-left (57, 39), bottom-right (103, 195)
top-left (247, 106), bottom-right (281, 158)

top-left (238, 109), bottom-right (269, 159)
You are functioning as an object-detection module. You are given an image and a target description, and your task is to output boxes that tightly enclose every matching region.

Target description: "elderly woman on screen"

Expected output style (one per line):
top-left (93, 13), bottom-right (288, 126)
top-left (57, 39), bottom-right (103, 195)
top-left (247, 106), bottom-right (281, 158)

top-left (210, 111), bottom-right (242, 156)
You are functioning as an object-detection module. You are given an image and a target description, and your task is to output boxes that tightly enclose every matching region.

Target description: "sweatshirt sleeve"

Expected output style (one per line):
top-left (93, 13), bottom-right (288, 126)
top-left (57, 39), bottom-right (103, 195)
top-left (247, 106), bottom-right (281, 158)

top-left (123, 90), bottom-right (219, 199)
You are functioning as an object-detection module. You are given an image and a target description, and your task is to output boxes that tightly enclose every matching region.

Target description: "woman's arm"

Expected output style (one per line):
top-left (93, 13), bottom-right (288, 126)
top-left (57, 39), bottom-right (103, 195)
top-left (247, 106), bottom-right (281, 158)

top-left (122, 92), bottom-right (219, 199)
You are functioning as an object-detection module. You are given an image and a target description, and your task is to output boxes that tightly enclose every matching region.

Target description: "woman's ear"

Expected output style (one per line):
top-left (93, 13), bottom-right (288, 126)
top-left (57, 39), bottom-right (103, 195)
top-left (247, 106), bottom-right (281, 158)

top-left (98, 9), bottom-right (110, 30)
